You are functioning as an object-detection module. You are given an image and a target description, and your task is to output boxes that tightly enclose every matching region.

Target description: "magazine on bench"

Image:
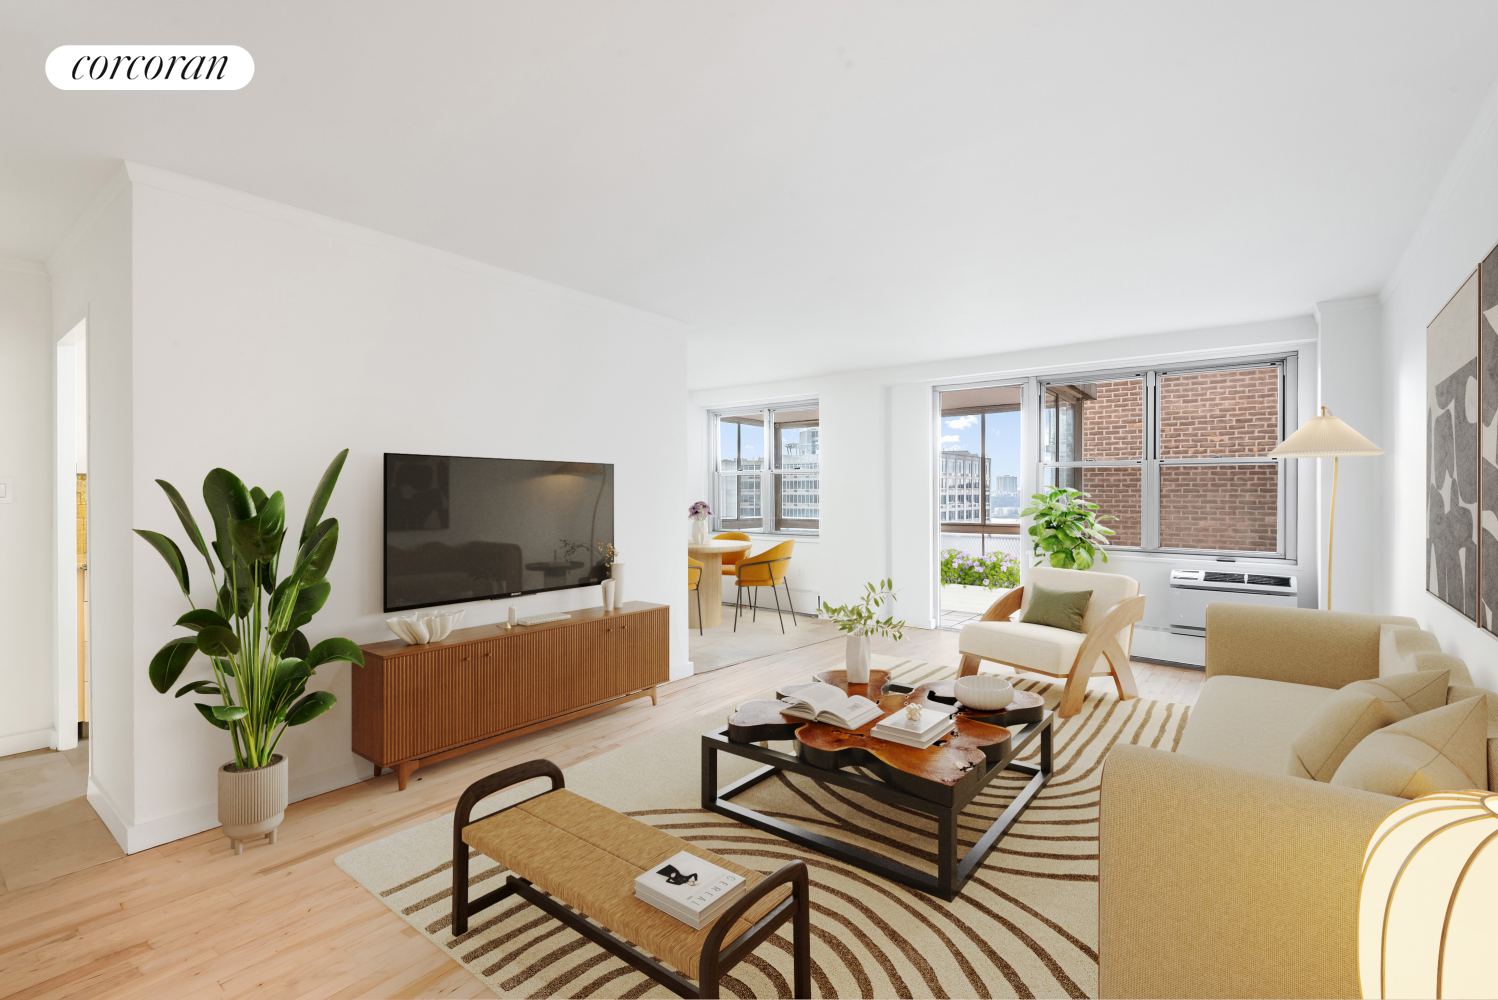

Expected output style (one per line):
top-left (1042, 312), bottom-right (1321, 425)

top-left (774, 682), bottom-right (882, 729)
top-left (635, 850), bottom-right (747, 930)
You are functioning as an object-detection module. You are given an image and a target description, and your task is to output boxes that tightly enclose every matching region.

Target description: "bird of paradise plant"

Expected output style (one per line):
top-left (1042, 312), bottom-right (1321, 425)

top-left (133, 450), bottom-right (364, 770)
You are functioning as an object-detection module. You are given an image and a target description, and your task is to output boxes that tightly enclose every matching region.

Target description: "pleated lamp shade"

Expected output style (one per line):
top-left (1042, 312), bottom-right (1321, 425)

top-left (1359, 790), bottom-right (1498, 999)
top-left (1270, 407), bottom-right (1384, 458)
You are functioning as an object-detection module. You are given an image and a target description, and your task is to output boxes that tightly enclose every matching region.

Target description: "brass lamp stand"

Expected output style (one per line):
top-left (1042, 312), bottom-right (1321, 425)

top-left (1268, 406), bottom-right (1383, 610)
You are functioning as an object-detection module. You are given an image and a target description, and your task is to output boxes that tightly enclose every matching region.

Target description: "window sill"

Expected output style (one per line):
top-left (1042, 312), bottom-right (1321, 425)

top-left (1099, 547), bottom-right (1296, 568)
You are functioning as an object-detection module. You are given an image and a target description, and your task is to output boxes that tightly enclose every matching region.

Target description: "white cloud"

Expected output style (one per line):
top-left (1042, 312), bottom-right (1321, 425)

top-left (939, 435), bottom-right (960, 445)
top-left (946, 415), bottom-right (978, 430)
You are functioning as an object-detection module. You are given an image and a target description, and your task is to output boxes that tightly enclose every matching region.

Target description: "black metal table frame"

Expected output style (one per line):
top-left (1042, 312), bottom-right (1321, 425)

top-left (701, 712), bottom-right (1053, 901)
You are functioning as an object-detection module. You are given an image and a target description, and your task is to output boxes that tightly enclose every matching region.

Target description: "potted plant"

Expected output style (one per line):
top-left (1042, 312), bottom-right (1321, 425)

top-left (1020, 486), bottom-right (1116, 569)
top-left (133, 449), bottom-right (364, 854)
top-left (688, 500), bottom-right (713, 545)
top-left (819, 579), bottom-right (906, 683)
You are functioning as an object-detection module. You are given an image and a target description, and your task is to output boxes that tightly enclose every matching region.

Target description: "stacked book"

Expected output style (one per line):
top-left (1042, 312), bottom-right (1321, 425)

top-left (775, 682), bottom-right (883, 729)
top-left (871, 706), bottom-right (957, 749)
top-left (635, 850), bottom-right (747, 930)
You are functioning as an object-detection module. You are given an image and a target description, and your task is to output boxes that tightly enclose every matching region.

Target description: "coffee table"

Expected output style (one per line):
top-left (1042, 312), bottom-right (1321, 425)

top-left (701, 672), bottom-right (1053, 900)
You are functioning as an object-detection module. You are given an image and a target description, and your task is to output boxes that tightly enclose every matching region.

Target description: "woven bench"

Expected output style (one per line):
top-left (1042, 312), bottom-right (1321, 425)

top-left (452, 760), bottom-right (811, 999)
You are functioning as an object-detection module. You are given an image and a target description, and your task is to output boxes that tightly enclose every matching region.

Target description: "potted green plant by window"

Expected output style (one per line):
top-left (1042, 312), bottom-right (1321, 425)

top-left (1020, 486), bottom-right (1116, 569)
top-left (820, 579), bottom-right (905, 683)
top-left (133, 450), bottom-right (363, 854)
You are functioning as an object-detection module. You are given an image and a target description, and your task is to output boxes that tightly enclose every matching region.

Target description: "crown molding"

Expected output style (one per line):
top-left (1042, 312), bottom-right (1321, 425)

top-left (47, 163), bottom-right (131, 273)
top-left (1314, 295), bottom-right (1382, 319)
top-left (121, 161), bottom-right (687, 332)
top-left (0, 255), bottom-right (48, 276)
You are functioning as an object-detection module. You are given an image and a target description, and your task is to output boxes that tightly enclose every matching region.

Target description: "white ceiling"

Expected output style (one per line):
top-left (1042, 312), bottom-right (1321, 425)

top-left (3, 1), bottom-right (1497, 388)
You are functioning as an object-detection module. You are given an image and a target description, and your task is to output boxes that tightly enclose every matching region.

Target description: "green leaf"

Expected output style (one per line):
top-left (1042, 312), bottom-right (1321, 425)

top-left (300, 449), bottom-right (349, 547)
top-left (196, 625), bottom-right (241, 657)
top-left (306, 637), bottom-right (364, 670)
top-left (175, 609), bottom-right (230, 633)
top-left (287, 581), bottom-right (330, 633)
top-left (156, 479), bottom-right (212, 569)
top-left (203, 468), bottom-right (254, 581)
top-left (249, 486), bottom-right (268, 513)
top-left (293, 518), bottom-right (339, 589)
top-left (175, 680), bottom-right (221, 698)
top-left (287, 629), bottom-right (311, 660)
top-left (229, 490), bottom-right (286, 564)
top-left (134, 529), bottom-right (190, 595)
top-left (211, 705), bottom-right (248, 722)
top-left (149, 638), bottom-right (198, 693)
top-left (194, 702), bottom-right (229, 729)
top-left (285, 690), bottom-right (336, 726)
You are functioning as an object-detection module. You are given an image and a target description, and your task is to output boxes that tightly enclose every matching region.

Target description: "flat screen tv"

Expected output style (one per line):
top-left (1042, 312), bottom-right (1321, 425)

top-left (384, 453), bottom-right (615, 613)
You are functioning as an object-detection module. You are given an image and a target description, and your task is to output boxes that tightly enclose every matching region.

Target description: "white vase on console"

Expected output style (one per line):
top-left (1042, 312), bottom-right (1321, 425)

top-left (690, 517), bottom-right (710, 545)
top-left (601, 579), bottom-right (615, 610)
top-left (845, 629), bottom-right (871, 684)
top-left (610, 562), bottom-right (624, 609)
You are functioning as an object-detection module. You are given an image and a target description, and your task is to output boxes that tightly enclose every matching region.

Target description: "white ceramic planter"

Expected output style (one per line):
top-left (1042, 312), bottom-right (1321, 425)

top-left (845, 632), bottom-right (872, 683)
top-left (690, 518), bottom-right (710, 544)
top-left (611, 562), bottom-right (625, 609)
top-left (218, 753), bottom-right (288, 855)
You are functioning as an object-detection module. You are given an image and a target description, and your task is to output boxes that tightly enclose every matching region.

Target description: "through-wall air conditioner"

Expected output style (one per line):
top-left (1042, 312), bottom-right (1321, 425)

top-left (1167, 569), bottom-right (1298, 635)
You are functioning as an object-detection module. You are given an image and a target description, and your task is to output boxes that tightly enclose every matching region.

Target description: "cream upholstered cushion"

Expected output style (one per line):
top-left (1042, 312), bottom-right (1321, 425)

top-left (1449, 683), bottom-right (1498, 790)
top-left (1378, 623), bottom-right (1474, 684)
top-left (1179, 675), bottom-right (1337, 774)
top-left (1286, 690), bottom-right (1393, 782)
top-left (462, 789), bottom-right (788, 979)
top-left (1331, 696), bottom-right (1489, 799)
top-left (1342, 669), bottom-right (1450, 721)
top-left (1206, 606), bottom-right (1416, 689)
top-left (961, 566), bottom-right (1139, 677)
top-left (958, 620), bottom-right (1086, 676)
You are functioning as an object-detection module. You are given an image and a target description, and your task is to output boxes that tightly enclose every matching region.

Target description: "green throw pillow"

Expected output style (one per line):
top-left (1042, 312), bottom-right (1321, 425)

top-left (1021, 583), bottom-right (1093, 632)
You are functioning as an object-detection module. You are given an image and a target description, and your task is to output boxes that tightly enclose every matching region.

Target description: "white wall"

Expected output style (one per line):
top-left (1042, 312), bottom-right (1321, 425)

top-left (0, 259), bottom-right (56, 756)
top-left (53, 164), bottom-right (688, 852)
top-left (691, 315), bottom-right (1328, 642)
top-left (1382, 84), bottom-right (1498, 689)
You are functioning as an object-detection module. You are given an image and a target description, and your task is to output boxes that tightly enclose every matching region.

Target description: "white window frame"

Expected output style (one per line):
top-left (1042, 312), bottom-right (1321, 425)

top-left (1037, 353), bottom-right (1298, 559)
top-left (710, 399), bottom-right (820, 534)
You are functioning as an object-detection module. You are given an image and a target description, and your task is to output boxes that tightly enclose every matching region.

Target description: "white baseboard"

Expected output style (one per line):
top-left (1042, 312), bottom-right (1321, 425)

top-left (0, 728), bottom-right (55, 757)
top-left (87, 778), bottom-right (130, 852)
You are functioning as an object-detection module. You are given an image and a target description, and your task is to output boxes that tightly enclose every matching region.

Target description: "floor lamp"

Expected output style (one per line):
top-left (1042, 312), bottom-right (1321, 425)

top-left (1268, 406), bottom-right (1383, 610)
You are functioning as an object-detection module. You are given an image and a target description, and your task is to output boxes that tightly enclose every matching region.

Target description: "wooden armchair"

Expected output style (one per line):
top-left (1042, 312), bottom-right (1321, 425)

top-left (956, 566), bottom-right (1146, 718)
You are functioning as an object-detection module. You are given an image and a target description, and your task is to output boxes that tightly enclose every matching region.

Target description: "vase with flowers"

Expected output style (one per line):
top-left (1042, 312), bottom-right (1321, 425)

top-left (688, 500), bottom-right (713, 545)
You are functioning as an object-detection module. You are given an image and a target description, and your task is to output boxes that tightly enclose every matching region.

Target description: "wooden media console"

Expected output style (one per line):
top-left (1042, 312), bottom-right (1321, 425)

top-left (353, 601), bottom-right (669, 789)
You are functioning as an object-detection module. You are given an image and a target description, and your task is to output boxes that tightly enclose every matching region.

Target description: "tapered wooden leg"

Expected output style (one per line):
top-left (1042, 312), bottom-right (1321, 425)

top-left (396, 760), bottom-right (418, 791)
top-left (1105, 640), bottom-right (1139, 701)
top-left (1058, 651), bottom-right (1095, 718)
top-left (648, 685), bottom-right (658, 706)
top-left (958, 653), bottom-right (982, 678)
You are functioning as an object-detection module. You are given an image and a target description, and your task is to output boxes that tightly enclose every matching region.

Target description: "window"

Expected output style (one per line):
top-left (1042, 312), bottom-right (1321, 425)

top-left (713, 402), bottom-right (819, 532)
top-left (1039, 359), bottom-right (1293, 557)
top-left (937, 385), bottom-right (1022, 530)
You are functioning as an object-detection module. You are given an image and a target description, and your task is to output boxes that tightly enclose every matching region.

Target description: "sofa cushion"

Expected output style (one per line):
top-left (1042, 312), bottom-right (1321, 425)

top-left (1286, 690), bottom-right (1392, 782)
top-left (1021, 566), bottom-right (1139, 634)
top-left (1331, 696), bottom-right (1489, 798)
top-left (1178, 675), bottom-right (1337, 774)
top-left (1449, 683), bottom-right (1498, 790)
top-left (1020, 583), bottom-right (1092, 632)
top-left (1343, 669), bottom-right (1450, 721)
top-left (958, 620), bottom-right (1087, 676)
top-left (1378, 624), bottom-right (1474, 684)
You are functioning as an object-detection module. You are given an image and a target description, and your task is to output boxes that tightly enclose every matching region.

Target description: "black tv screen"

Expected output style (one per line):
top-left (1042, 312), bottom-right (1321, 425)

top-left (383, 453), bottom-right (615, 612)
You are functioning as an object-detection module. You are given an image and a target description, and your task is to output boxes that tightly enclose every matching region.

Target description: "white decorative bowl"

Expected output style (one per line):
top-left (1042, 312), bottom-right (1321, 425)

top-left (386, 609), bottom-right (464, 645)
top-left (954, 673), bottom-right (1015, 711)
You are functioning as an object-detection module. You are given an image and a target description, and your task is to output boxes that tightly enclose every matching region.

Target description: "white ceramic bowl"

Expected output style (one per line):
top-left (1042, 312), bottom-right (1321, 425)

top-left (386, 609), bottom-right (464, 645)
top-left (954, 673), bottom-right (1015, 711)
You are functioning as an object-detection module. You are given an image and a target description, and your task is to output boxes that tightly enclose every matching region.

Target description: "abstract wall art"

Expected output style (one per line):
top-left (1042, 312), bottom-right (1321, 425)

top-left (1428, 270), bottom-right (1480, 621)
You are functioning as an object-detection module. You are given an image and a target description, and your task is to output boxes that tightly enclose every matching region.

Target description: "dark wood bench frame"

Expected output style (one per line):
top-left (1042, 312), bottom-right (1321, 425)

top-left (453, 760), bottom-right (812, 1000)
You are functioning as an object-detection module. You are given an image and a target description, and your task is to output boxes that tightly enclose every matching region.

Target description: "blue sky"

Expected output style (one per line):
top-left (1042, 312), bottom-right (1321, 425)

top-left (940, 410), bottom-right (1021, 489)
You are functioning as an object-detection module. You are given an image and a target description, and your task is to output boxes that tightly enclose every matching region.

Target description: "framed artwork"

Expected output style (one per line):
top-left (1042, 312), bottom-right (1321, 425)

top-left (1428, 270), bottom-right (1480, 620)
top-left (1482, 245), bottom-right (1498, 632)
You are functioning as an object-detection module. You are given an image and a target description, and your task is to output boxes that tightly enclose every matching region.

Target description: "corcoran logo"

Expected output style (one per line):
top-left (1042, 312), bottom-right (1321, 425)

top-left (46, 45), bottom-right (253, 90)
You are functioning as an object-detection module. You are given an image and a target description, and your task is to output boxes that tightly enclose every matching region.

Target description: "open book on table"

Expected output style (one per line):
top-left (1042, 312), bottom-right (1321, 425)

top-left (777, 682), bottom-right (882, 729)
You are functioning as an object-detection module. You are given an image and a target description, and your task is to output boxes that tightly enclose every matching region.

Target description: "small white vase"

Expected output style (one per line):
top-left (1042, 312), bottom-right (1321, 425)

top-left (611, 562), bottom-right (624, 609)
top-left (218, 753), bottom-right (288, 855)
top-left (601, 578), bottom-right (615, 609)
top-left (845, 632), bottom-right (871, 684)
top-left (690, 518), bottom-right (710, 544)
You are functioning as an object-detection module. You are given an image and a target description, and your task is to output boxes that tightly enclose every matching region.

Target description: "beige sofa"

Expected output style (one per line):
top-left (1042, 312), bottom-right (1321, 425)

top-left (1097, 604), bottom-right (1498, 1000)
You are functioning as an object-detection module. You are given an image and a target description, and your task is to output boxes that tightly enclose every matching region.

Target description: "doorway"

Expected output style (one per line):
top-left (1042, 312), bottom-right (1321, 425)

top-left (936, 384), bottom-right (1026, 629)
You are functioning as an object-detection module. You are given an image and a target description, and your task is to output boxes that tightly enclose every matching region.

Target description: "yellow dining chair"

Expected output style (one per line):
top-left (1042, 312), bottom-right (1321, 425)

top-left (687, 557), bottom-right (705, 636)
top-left (715, 531), bottom-right (752, 576)
top-left (733, 540), bottom-right (797, 633)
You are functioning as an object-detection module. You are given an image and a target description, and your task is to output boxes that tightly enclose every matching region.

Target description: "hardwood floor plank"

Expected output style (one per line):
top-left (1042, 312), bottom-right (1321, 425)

top-left (0, 626), bottom-right (1199, 1000)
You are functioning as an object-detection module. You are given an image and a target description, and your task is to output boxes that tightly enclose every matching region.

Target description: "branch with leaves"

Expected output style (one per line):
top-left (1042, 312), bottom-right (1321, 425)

top-left (134, 450), bottom-right (364, 770)
top-left (1019, 486), bottom-right (1116, 570)
top-left (819, 578), bottom-right (906, 641)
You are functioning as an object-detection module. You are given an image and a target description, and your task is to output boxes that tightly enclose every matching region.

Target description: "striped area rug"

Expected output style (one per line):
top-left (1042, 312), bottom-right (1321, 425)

top-left (336, 656), bottom-right (1190, 999)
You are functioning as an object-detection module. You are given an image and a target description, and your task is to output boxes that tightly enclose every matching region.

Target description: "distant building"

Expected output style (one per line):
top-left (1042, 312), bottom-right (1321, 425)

top-left (939, 449), bottom-right (988, 522)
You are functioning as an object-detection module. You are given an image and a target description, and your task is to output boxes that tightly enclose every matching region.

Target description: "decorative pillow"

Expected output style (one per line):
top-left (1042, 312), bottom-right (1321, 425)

top-left (1342, 669), bottom-right (1450, 722)
top-left (1449, 683), bottom-right (1498, 791)
top-left (1416, 652), bottom-right (1474, 686)
top-left (1286, 690), bottom-right (1393, 782)
top-left (1331, 696), bottom-right (1489, 799)
top-left (1021, 584), bottom-right (1092, 633)
top-left (1378, 624), bottom-right (1440, 676)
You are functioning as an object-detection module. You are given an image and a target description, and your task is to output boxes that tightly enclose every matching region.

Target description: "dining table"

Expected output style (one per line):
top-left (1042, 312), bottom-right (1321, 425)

top-left (687, 538), bottom-right (753, 629)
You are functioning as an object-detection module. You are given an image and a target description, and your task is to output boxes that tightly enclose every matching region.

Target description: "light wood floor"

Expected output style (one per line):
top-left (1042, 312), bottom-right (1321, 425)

top-left (0, 628), bottom-right (1200, 1000)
